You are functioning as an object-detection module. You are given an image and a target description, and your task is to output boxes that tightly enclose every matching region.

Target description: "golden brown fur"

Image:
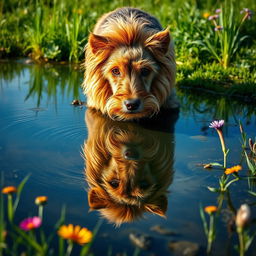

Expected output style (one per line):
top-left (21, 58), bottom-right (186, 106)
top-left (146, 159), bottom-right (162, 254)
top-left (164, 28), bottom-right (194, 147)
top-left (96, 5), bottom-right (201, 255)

top-left (83, 7), bottom-right (177, 120)
top-left (83, 109), bottom-right (178, 225)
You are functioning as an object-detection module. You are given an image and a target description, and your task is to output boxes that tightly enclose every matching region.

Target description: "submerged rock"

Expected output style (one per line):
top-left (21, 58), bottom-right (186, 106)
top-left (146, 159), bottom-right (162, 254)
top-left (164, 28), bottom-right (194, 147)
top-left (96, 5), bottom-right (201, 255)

top-left (71, 99), bottom-right (84, 106)
top-left (129, 232), bottom-right (152, 250)
top-left (168, 240), bottom-right (199, 256)
top-left (150, 225), bottom-right (176, 236)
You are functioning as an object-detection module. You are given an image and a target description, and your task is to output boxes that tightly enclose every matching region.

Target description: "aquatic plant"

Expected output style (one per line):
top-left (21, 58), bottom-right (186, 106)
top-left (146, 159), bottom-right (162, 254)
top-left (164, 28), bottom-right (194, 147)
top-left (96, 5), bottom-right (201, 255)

top-left (209, 119), bottom-right (229, 169)
top-left (0, 175), bottom-right (101, 255)
top-left (200, 205), bottom-right (218, 254)
top-left (35, 196), bottom-right (48, 220)
top-left (235, 204), bottom-right (255, 256)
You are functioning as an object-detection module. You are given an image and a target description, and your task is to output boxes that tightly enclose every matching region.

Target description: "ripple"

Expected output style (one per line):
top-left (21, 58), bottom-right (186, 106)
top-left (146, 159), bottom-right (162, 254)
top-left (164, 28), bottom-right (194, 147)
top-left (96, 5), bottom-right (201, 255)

top-left (31, 123), bottom-right (87, 143)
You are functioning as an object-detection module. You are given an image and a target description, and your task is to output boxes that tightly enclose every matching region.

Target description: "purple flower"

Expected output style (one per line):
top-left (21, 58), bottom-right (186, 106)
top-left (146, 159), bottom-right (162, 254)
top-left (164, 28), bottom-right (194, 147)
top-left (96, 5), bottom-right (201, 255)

top-left (208, 14), bottom-right (219, 20)
top-left (209, 120), bottom-right (225, 129)
top-left (215, 8), bottom-right (221, 14)
top-left (19, 216), bottom-right (42, 231)
top-left (214, 25), bottom-right (223, 31)
top-left (240, 8), bottom-right (253, 20)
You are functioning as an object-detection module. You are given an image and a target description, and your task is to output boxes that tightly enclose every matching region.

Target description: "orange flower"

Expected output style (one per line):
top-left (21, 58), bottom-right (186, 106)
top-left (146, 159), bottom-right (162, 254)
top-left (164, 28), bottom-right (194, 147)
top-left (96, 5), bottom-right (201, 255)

top-left (204, 206), bottom-right (218, 214)
top-left (58, 224), bottom-right (93, 245)
top-left (35, 196), bottom-right (48, 205)
top-left (225, 165), bottom-right (242, 175)
top-left (2, 186), bottom-right (17, 194)
top-left (203, 12), bottom-right (210, 19)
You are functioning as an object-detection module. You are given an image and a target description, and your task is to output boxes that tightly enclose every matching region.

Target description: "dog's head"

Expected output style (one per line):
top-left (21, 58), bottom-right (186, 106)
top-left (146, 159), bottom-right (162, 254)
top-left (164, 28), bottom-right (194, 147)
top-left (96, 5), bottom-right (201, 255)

top-left (83, 109), bottom-right (176, 225)
top-left (83, 17), bottom-right (175, 120)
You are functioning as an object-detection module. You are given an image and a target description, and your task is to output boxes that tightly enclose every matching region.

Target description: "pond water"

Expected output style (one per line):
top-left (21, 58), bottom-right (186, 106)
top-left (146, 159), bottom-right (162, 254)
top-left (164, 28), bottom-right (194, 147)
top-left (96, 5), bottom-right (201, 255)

top-left (1, 60), bottom-right (256, 256)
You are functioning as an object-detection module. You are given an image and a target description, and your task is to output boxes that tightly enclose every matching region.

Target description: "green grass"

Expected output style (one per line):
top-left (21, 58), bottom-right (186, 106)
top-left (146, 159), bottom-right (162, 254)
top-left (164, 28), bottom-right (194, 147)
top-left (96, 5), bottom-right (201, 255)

top-left (0, 0), bottom-right (256, 95)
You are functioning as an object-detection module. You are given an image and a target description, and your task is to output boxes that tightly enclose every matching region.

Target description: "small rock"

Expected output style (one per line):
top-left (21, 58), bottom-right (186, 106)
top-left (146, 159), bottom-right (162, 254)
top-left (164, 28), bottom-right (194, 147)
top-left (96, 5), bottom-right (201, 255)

top-left (71, 99), bottom-right (84, 106)
top-left (150, 225), bottom-right (176, 236)
top-left (168, 240), bottom-right (199, 256)
top-left (129, 232), bottom-right (152, 250)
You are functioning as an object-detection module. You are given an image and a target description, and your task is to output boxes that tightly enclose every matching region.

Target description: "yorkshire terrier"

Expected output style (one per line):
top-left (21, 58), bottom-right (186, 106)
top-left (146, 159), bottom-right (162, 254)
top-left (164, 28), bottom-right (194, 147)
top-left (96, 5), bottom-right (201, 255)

top-left (83, 7), bottom-right (178, 120)
top-left (83, 109), bottom-right (178, 225)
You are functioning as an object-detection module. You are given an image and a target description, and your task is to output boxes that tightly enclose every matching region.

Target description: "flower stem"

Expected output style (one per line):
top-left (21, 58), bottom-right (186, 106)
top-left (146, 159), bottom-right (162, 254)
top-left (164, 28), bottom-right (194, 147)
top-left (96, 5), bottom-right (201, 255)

top-left (216, 129), bottom-right (228, 169)
top-left (38, 205), bottom-right (44, 220)
top-left (66, 241), bottom-right (73, 256)
top-left (207, 215), bottom-right (215, 255)
top-left (237, 227), bottom-right (245, 256)
top-left (7, 194), bottom-right (13, 223)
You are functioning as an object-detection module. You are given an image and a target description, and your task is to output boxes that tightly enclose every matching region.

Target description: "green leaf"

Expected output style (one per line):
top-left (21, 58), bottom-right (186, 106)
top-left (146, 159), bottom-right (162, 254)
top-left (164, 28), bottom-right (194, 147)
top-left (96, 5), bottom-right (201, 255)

top-left (248, 191), bottom-right (256, 197)
top-left (207, 186), bottom-right (220, 193)
top-left (244, 151), bottom-right (256, 174)
top-left (13, 225), bottom-right (43, 253)
top-left (199, 204), bottom-right (208, 236)
top-left (13, 174), bottom-right (31, 212)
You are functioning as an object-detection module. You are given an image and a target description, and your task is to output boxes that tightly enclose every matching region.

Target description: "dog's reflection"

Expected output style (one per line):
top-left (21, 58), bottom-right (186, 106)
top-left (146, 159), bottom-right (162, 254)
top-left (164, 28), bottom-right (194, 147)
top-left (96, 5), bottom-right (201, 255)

top-left (83, 109), bottom-right (178, 225)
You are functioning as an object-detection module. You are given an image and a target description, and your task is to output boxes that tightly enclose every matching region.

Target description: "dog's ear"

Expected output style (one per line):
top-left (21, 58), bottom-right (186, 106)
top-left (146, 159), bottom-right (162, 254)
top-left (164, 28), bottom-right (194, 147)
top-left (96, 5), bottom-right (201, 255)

top-left (144, 194), bottom-right (168, 217)
top-left (89, 33), bottom-right (111, 54)
top-left (145, 29), bottom-right (170, 55)
top-left (88, 187), bottom-right (108, 210)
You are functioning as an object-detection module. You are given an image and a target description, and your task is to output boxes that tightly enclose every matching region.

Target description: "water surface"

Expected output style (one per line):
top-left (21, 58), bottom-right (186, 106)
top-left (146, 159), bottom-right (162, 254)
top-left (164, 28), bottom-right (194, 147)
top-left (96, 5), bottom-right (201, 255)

top-left (1, 60), bottom-right (256, 255)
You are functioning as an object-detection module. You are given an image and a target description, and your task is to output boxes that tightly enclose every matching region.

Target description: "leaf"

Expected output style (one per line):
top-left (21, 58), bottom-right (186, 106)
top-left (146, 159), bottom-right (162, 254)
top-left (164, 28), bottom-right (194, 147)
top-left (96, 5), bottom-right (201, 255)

top-left (209, 162), bottom-right (224, 167)
top-left (248, 191), bottom-right (256, 197)
top-left (13, 174), bottom-right (31, 212)
top-left (207, 186), bottom-right (220, 193)
top-left (244, 151), bottom-right (256, 174)
top-left (199, 204), bottom-right (208, 236)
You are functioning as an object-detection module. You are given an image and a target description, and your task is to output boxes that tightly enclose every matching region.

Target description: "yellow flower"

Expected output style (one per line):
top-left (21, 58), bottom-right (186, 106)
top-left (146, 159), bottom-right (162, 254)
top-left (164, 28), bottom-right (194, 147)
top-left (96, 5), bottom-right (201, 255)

top-left (2, 186), bottom-right (17, 194)
top-left (225, 165), bottom-right (242, 175)
top-left (58, 224), bottom-right (93, 245)
top-left (35, 196), bottom-right (48, 205)
top-left (204, 205), bottom-right (218, 214)
top-left (203, 12), bottom-right (210, 19)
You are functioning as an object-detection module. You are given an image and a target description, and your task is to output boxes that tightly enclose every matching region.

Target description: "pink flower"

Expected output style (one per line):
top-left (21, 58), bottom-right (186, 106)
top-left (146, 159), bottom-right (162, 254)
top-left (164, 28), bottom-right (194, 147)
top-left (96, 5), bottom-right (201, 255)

top-left (208, 14), bottom-right (219, 20)
top-left (215, 8), bottom-right (221, 14)
top-left (209, 120), bottom-right (225, 129)
top-left (19, 216), bottom-right (42, 231)
top-left (240, 8), bottom-right (253, 20)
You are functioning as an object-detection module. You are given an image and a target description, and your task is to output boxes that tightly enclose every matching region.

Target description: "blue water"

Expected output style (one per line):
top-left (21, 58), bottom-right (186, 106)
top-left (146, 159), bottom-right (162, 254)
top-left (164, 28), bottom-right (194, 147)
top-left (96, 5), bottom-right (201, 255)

top-left (0, 60), bottom-right (255, 256)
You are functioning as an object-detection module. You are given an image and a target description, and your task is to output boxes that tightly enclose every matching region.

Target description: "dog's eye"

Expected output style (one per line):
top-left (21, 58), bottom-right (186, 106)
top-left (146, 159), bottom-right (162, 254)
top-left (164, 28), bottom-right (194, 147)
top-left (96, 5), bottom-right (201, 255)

top-left (141, 68), bottom-right (150, 77)
top-left (111, 68), bottom-right (121, 76)
top-left (109, 179), bottom-right (120, 188)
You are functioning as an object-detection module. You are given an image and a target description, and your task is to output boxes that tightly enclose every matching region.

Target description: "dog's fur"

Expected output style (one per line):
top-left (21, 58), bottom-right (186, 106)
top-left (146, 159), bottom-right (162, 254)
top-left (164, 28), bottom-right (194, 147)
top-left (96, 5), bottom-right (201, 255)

top-left (83, 7), bottom-right (177, 120)
top-left (83, 109), bottom-right (178, 225)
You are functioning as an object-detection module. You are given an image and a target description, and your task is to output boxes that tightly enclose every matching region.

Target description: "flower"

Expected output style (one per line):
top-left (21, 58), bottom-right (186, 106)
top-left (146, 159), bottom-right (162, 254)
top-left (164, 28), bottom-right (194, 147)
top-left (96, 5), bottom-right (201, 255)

top-left (58, 224), bottom-right (93, 245)
top-left (214, 25), bottom-right (223, 31)
top-left (35, 196), bottom-right (48, 205)
top-left (208, 14), bottom-right (219, 20)
top-left (203, 12), bottom-right (210, 19)
top-left (2, 186), bottom-right (17, 194)
top-left (225, 165), bottom-right (242, 175)
top-left (209, 120), bottom-right (224, 129)
top-left (204, 205), bottom-right (218, 214)
top-left (240, 8), bottom-right (253, 20)
top-left (19, 217), bottom-right (42, 231)
top-left (236, 204), bottom-right (250, 228)
top-left (215, 8), bottom-right (221, 14)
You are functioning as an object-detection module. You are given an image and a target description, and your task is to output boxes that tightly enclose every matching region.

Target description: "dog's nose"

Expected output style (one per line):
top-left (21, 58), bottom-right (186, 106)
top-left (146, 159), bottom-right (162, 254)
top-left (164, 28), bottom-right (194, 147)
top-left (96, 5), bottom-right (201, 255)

top-left (124, 99), bottom-right (141, 111)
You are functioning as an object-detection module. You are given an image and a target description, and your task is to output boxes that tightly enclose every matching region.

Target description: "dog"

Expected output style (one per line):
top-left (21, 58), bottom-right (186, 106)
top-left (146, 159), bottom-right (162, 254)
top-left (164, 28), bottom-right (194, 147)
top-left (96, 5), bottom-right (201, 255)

top-left (83, 7), bottom-right (178, 120)
top-left (83, 109), bottom-right (178, 225)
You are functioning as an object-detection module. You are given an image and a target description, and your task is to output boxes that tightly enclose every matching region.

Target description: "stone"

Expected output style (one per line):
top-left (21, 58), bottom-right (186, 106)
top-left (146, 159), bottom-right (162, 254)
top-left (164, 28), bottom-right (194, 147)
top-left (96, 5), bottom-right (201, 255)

top-left (168, 240), bottom-right (199, 256)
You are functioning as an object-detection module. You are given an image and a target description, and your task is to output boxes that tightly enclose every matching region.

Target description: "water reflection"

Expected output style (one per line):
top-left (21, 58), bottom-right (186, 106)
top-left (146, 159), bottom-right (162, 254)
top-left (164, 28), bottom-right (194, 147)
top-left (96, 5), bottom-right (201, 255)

top-left (0, 60), bottom-right (82, 107)
top-left (83, 109), bottom-right (179, 225)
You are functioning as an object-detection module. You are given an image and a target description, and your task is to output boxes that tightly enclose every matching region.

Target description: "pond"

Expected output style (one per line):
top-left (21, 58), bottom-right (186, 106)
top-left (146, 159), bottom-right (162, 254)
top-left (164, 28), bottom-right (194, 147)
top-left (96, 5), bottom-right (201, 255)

top-left (1, 60), bottom-right (256, 256)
